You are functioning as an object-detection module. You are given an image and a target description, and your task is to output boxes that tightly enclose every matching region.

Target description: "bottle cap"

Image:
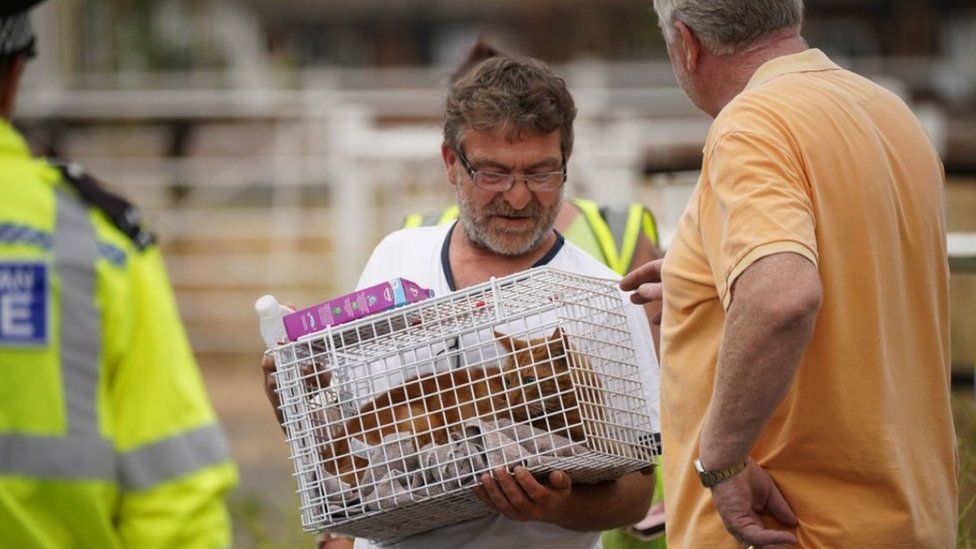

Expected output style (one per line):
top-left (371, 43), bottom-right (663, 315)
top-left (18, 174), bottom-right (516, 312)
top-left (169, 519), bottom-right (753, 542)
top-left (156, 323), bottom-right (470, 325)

top-left (255, 294), bottom-right (280, 317)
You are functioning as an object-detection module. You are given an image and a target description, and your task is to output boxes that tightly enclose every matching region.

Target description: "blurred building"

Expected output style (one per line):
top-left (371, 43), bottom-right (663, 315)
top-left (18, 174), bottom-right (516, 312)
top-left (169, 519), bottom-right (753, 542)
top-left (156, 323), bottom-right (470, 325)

top-left (26, 0), bottom-right (976, 155)
top-left (13, 0), bottom-right (976, 355)
top-left (51, 1), bottom-right (976, 67)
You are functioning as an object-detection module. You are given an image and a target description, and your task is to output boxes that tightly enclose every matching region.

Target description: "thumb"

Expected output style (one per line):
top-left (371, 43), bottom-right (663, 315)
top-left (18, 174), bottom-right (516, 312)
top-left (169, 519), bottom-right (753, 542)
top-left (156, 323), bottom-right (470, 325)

top-left (765, 482), bottom-right (798, 528)
top-left (549, 470), bottom-right (572, 491)
top-left (636, 283), bottom-right (663, 302)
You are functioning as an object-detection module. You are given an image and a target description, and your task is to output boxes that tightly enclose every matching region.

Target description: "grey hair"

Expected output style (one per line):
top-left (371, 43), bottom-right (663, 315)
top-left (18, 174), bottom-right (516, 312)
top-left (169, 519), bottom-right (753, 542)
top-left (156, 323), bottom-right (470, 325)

top-left (653, 0), bottom-right (804, 55)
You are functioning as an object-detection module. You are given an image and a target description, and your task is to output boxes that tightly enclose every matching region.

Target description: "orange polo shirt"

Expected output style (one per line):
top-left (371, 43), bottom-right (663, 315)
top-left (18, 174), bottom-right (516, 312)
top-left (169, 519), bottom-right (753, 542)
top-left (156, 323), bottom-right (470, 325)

top-left (660, 49), bottom-right (957, 547)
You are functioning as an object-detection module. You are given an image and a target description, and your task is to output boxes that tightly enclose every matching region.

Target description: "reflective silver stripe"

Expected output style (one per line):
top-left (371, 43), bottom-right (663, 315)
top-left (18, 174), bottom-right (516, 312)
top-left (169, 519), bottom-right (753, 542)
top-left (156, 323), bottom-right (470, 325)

top-left (0, 434), bottom-right (115, 480)
top-left (2, 190), bottom-right (229, 489)
top-left (53, 188), bottom-right (102, 437)
top-left (602, 206), bottom-right (630, 256)
top-left (423, 213), bottom-right (442, 226)
top-left (118, 423), bottom-right (231, 491)
top-left (0, 189), bottom-right (111, 480)
top-left (0, 425), bottom-right (230, 487)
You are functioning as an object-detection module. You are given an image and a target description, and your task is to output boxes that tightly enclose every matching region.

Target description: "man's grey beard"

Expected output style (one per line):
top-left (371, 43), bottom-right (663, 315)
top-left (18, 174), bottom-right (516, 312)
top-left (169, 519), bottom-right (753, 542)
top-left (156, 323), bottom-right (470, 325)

top-left (456, 185), bottom-right (561, 257)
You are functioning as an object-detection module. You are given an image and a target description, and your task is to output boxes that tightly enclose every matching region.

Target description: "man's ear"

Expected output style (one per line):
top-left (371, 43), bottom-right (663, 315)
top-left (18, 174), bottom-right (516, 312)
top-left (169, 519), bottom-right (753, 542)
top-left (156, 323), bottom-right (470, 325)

top-left (675, 20), bottom-right (701, 74)
top-left (442, 143), bottom-right (459, 186)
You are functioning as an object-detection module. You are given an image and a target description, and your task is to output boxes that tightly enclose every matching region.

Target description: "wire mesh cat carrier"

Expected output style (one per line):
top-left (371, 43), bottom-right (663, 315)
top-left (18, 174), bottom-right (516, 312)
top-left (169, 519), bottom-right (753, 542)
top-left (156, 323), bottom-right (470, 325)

top-left (270, 266), bottom-right (659, 544)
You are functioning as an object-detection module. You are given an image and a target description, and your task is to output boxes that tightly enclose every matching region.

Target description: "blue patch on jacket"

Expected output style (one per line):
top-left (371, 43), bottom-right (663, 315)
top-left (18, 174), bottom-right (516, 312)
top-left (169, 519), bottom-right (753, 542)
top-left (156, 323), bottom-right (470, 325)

top-left (0, 261), bottom-right (48, 346)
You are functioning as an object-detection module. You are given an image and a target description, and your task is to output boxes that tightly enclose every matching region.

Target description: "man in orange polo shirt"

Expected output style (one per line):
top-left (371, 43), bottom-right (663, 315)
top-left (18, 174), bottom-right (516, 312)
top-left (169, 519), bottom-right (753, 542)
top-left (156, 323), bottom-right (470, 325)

top-left (622, 0), bottom-right (958, 547)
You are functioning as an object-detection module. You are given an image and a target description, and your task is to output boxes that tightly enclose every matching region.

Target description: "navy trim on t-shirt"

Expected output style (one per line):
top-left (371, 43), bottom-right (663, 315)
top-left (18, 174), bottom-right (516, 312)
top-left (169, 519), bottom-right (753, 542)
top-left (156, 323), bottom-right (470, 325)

top-left (441, 223), bottom-right (458, 291)
top-left (440, 221), bottom-right (565, 291)
top-left (533, 231), bottom-right (565, 267)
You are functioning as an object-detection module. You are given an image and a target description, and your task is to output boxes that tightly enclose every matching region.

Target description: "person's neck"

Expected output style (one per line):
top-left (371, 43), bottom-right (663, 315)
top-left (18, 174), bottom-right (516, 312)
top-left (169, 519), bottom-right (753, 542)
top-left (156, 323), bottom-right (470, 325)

top-left (0, 55), bottom-right (26, 120)
top-left (700, 31), bottom-right (808, 117)
top-left (449, 224), bottom-right (557, 289)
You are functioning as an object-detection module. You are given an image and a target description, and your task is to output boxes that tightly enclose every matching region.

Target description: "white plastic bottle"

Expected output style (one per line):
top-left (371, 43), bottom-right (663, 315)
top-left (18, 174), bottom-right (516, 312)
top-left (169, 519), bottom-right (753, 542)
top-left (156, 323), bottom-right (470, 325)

top-left (255, 294), bottom-right (292, 349)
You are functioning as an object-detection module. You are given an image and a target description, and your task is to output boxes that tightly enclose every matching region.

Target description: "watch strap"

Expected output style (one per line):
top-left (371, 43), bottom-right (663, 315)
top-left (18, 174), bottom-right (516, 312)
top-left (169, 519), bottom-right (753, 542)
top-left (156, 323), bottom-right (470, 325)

top-left (694, 458), bottom-right (747, 488)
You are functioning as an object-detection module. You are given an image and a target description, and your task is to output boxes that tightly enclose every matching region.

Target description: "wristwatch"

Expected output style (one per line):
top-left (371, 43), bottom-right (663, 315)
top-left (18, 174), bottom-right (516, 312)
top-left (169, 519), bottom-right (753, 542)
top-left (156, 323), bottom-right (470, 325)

top-left (694, 458), bottom-right (747, 488)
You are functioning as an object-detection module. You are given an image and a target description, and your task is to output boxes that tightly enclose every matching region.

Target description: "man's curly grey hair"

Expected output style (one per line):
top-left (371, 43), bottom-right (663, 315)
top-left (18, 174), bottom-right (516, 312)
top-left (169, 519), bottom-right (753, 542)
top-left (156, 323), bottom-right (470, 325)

top-left (653, 0), bottom-right (804, 55)
top-left (444, 56), bottom-right (577, 159)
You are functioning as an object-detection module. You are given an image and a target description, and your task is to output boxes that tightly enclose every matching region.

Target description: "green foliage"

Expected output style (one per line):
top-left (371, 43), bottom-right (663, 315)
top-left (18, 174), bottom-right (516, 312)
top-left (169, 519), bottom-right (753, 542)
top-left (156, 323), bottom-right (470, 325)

top-left (79, 0), bottom-right (226, 72)
top-left (230, 491), bottom-right (310, 549)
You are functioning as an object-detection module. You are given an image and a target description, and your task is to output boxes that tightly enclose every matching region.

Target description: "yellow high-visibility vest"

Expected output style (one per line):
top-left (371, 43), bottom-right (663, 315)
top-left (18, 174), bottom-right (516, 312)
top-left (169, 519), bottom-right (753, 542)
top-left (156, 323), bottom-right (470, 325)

top-left (402, 197), bottom-right (660, 276)
top-left (0, 120), bottom-right (237, 548)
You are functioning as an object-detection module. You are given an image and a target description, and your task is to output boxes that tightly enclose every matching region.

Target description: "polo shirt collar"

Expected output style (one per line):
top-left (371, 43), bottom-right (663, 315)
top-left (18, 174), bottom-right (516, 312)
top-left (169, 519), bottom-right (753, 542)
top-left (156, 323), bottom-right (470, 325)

top-left (744, 48), bottom-right (841, 92)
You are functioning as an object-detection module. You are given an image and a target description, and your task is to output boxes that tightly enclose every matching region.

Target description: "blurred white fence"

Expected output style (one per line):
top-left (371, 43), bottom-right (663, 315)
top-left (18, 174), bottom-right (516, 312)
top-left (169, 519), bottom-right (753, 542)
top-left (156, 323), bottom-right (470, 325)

top-left (14, 62), bottom-right (706, 354)
top-left (15, 63), bottom-right (973, 355)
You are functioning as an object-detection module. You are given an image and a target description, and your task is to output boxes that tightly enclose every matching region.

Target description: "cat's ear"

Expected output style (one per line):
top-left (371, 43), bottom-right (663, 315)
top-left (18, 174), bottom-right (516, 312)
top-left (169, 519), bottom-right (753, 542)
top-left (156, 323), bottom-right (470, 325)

top-left (495, 330), bottom-right (515, 352)
top-left (496, 330), bottom-right (529, 353)
top-left (546, 327), bottom-right (566, 356)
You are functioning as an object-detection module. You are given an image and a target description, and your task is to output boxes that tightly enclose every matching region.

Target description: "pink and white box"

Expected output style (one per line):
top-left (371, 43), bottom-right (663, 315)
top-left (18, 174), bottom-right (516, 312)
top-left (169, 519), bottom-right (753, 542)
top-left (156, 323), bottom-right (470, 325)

top-left (283, 278), bottom-right (433, 341)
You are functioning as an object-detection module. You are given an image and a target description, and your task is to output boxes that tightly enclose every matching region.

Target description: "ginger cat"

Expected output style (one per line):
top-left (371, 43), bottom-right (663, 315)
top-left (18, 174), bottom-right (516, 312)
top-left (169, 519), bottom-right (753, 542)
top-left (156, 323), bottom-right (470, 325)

top-left (320, 327), bottom-right (602, 486)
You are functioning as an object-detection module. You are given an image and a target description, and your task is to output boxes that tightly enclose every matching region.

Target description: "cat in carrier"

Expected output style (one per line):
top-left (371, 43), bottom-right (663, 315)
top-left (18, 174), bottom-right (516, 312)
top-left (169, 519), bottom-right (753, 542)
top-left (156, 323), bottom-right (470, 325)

top-left (320, 327), bottom-right (603, 486)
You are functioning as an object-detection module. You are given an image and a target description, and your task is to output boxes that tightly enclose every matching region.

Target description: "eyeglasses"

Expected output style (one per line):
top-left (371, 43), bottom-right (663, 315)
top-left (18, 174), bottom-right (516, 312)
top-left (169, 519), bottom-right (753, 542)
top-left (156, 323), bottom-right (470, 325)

top-left (456, 148), bottom-right (567, 193)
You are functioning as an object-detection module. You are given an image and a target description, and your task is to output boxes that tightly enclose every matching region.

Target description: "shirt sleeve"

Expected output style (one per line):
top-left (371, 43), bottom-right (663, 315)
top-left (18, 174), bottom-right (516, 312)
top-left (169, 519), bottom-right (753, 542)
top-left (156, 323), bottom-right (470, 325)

top-left (702, 130), bottom-right (819, 309)
top-left (110, 245), bottom-right (237, 548)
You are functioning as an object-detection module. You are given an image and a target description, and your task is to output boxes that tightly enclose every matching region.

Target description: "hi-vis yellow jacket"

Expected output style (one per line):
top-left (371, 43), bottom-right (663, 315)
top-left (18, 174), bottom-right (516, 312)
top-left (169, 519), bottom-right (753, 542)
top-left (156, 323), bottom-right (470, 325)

top-left (403, 197), bottom-right (660, 275)
top-left (0, 120), bottom-right (237, 548)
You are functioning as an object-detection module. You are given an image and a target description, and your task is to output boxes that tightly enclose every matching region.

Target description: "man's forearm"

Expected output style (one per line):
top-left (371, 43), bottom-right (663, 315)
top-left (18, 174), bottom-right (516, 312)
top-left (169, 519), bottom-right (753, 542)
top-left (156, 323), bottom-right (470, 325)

top-left (556, 471), bottom-right (654, 531)
top-left (699, 254), bottom-right (821, 470)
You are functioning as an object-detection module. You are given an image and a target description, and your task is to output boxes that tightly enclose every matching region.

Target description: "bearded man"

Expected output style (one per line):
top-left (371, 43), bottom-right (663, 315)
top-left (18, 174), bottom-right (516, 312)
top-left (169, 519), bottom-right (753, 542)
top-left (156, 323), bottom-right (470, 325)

top-left (263, 55), bottom-right (662, 549)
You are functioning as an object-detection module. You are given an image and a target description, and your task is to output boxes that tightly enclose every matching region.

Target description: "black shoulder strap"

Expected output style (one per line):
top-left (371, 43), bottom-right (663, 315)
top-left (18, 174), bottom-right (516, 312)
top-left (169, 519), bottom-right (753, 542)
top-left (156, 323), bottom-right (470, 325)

top-left (54, 162), bottom-right (156, 251)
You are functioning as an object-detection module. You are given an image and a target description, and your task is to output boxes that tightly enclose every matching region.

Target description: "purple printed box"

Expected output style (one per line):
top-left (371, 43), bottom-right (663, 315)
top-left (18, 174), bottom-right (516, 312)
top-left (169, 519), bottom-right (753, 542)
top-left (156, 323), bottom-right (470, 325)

top-left (283, 278), bottom-right (433, 341)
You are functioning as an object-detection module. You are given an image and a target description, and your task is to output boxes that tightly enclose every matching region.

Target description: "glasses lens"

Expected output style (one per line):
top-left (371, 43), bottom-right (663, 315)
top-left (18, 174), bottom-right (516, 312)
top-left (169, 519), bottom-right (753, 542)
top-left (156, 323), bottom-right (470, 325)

top-left (473, 172), bottom-right (512, 191)
top-left (526, 173), bottom-right (566, 191)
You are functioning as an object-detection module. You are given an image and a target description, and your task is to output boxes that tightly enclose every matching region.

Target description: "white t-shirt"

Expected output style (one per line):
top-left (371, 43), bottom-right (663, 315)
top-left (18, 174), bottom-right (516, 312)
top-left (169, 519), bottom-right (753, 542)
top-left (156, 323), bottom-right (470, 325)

top-left (352, 223), bottom-right (660, 549)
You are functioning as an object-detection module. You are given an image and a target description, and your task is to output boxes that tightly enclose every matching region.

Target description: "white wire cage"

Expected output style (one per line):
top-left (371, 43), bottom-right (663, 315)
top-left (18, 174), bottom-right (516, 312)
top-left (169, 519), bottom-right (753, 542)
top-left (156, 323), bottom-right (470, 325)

top-left (271, 267), bottom-right (659, 544)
